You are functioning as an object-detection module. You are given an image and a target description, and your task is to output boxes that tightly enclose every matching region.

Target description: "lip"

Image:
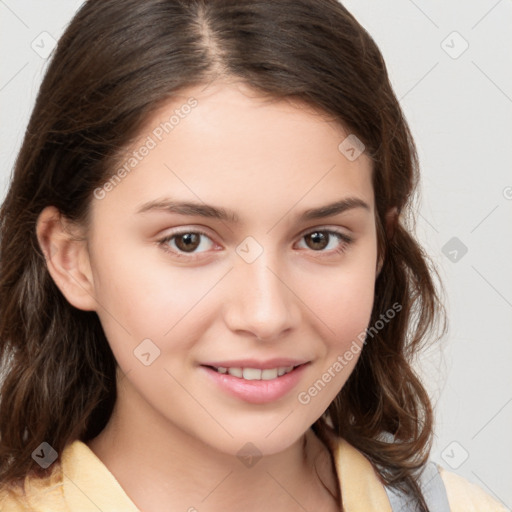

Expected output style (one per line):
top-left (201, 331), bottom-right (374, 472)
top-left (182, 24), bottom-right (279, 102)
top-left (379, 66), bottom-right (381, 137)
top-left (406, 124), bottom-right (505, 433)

top-left (200, 358), bottom-right (309, 369)
top-left (200, 362), bottom-right (310, 404)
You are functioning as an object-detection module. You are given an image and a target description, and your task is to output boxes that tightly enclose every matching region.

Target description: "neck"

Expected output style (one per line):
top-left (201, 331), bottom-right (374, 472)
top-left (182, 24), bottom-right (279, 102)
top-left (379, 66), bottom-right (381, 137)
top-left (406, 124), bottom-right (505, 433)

top-left (87, 376), bottom-right (339, 511)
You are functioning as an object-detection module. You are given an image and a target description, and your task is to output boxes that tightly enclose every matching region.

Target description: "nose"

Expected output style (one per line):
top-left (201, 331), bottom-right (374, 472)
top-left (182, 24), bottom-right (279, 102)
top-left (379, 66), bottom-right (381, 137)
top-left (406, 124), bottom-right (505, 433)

top-left (223, 250), bottom-right (301, 341)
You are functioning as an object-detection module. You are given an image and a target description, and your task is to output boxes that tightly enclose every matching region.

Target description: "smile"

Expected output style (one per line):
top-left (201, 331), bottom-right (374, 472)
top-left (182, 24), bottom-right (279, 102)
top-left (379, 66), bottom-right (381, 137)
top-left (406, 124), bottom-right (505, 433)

top-left (201, 363), bottom-right (309, 404)
top-left (207, 365), bottom-right (298, 380)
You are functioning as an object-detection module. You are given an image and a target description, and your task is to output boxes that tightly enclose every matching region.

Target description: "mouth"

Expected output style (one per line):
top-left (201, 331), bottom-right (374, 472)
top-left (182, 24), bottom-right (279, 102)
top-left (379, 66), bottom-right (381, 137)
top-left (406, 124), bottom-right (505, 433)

top-left (202, 364), bottom-right (305, 381)
top-left (200, 362), bottom-right (310, 404)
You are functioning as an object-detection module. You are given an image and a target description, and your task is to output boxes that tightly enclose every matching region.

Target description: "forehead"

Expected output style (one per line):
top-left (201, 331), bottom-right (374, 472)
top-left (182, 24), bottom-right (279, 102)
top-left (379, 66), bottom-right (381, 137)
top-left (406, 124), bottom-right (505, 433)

top-left (97, 81), bottom-right (374, 221)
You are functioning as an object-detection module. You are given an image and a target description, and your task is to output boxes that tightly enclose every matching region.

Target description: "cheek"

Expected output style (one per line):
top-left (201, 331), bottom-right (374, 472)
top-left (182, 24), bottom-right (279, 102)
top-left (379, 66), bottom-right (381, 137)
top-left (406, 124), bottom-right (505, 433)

top-left (302, 240), bottom-right (377, 342)
top-left (322, 270), bottom-right (375, 327)
top-left (312, 273), bottom-right (374, 364)
top-left (88, 236), bottom-right (219, 362)
top-left (292, 245), bottom-right (377, 412)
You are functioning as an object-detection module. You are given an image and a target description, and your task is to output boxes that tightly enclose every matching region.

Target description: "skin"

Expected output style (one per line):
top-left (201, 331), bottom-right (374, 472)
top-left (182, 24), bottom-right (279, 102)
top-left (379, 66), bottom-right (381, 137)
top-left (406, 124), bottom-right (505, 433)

top-left (37, 79), bottom-right (383, 511)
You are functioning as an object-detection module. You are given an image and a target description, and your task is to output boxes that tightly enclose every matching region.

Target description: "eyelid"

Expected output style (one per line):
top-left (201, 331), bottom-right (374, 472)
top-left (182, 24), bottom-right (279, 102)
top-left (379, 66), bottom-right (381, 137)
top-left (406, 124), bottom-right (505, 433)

top-left (299, 225), bottom-right (353, 242)
top-left (160, 226), bottom-right (214, 240)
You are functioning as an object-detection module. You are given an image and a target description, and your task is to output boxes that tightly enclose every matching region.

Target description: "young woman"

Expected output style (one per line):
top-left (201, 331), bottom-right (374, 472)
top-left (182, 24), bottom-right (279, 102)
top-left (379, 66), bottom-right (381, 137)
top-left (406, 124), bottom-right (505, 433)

top-left (0, 1), bottom-right (506, 510)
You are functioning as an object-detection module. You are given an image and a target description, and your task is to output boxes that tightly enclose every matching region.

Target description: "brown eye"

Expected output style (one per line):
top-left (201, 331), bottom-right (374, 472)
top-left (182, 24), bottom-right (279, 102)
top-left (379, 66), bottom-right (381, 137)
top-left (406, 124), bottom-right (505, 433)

top-left (159, 230), bottom-right (215, 257)
top-left (305, 231), bottom-right (329, 250)
top-left (174, 233), bottom-right (201, 252)
top-left (297, 229), bottom-right (353, 255)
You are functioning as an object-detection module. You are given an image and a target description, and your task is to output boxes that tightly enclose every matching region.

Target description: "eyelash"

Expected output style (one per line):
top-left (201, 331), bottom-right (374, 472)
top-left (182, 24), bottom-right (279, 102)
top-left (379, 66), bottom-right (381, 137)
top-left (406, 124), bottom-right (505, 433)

top-left (157, 228), bottom-right (353, 260)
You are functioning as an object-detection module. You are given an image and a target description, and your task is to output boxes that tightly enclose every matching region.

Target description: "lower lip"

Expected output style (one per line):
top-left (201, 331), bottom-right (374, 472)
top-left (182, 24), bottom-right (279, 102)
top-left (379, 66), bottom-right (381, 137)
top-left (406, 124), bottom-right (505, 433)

top-left (200, 364), bottom-right (309, 404)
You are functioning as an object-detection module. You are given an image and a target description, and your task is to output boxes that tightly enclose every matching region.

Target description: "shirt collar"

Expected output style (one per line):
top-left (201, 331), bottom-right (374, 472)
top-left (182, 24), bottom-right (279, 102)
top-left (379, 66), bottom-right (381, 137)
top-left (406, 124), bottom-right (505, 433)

top-left (323, 428), bottom-right (392, 512)
top-left (62, 440), bottom-right (140, 512)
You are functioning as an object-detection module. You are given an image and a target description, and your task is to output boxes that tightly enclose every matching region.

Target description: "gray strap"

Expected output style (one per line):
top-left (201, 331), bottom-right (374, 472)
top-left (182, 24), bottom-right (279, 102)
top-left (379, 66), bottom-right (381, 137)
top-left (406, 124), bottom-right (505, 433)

top-left (384, 461), bottom-right (451, 512)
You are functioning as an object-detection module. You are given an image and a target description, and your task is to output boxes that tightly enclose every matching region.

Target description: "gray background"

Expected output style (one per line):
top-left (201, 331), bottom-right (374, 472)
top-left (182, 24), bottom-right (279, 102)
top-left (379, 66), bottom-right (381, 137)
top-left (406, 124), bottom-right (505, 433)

top-left (1, 0), bottom-right (511, 508)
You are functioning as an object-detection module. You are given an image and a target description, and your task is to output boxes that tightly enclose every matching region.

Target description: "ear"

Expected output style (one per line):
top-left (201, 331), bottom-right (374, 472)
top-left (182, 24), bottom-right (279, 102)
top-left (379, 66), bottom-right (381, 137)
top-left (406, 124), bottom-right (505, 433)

top-left (36, 206), bottom-right (97, 311)
top-left (376, 207), bottom-right (399, 277)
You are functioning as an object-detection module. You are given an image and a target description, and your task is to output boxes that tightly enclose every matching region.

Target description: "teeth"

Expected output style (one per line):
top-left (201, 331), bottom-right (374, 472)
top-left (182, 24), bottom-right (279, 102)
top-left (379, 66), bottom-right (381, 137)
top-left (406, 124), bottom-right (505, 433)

top-left (261, 368), bottom-right (278, 380)
top-left (243, 368), bottom-right (261, 380)
top-left (218, 366), bottom-right (296, 380)
top-left (227, 367), bottom-right (243, 378)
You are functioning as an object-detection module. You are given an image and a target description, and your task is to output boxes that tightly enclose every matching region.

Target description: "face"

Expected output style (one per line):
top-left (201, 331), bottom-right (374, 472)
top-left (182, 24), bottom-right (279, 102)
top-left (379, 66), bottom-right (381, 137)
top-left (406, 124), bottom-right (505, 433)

top-left (84, 81), bottom-right (378, 456)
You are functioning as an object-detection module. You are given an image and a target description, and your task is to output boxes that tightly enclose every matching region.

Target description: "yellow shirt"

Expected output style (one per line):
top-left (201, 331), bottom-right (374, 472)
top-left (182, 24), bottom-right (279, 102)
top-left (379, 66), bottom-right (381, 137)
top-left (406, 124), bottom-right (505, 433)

top-left (0, 436), bottom-right (507, 511)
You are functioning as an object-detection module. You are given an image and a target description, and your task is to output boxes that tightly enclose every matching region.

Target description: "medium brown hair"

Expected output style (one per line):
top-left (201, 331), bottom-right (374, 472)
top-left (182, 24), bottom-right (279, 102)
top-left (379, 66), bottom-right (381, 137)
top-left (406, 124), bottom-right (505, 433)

top-left (0, 0), bottom-right (445, 509)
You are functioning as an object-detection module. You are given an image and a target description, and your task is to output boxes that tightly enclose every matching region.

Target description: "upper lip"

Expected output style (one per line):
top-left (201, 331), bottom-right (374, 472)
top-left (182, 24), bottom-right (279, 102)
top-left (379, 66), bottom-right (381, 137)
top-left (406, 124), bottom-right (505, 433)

top-left (201, 358), bottom-right (310, 369)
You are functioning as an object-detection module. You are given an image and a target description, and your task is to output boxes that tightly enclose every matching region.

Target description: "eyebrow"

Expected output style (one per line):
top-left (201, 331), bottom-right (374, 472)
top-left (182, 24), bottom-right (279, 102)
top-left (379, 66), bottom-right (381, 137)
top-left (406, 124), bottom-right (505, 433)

top-left (136, 197), bottom-right (370, 223)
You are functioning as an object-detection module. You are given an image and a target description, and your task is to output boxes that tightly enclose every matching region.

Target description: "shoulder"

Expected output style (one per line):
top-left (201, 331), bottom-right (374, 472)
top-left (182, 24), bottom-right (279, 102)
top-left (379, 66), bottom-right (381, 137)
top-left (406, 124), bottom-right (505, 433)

top-left (322, 427), bottom-right (508, 512)
top-left (439, 466), bottom-right (509, 512)
top-left (1, 440), bottom-right (141, 511)
top-left (0, 463), bottom-right (66, 511)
